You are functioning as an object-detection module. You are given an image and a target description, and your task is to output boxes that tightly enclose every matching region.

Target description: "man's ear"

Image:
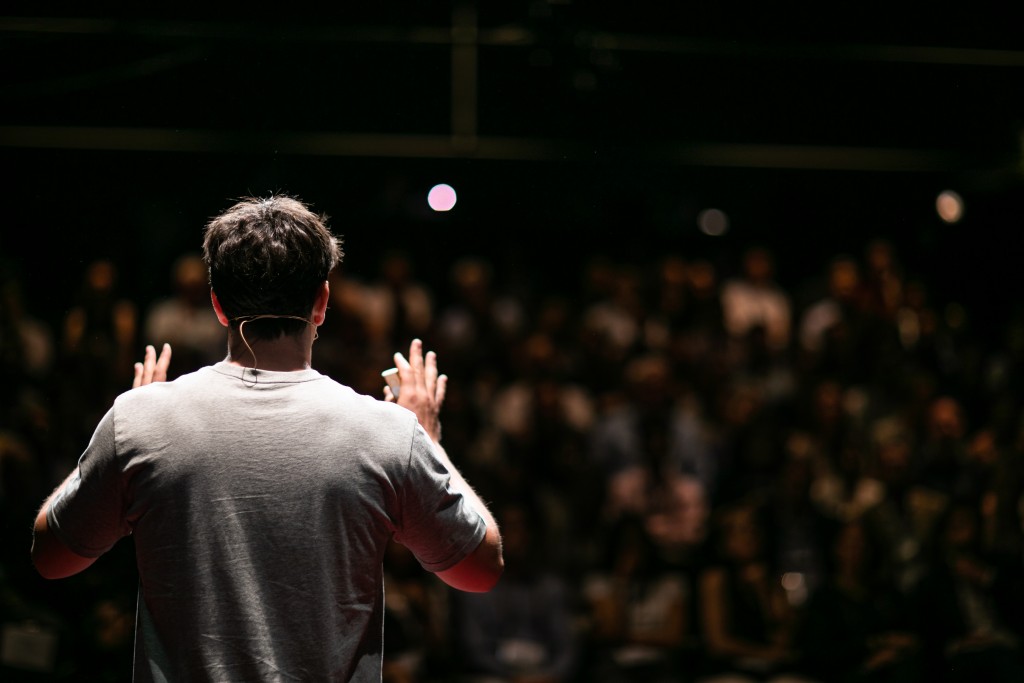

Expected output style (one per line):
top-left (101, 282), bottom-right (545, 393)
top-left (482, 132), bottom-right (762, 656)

top-left (210, 290), bottom-right (230, 327)
top-left (312, 281), bottom-right (329, 326)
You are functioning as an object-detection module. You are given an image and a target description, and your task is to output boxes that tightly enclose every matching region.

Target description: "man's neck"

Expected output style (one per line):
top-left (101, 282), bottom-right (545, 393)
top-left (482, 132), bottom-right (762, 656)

top-left (224, 331), bottom-right (314, 372)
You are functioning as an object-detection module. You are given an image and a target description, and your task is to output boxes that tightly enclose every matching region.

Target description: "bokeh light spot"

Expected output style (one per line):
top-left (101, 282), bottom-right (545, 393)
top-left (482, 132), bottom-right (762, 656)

top-left (697, 208), bottom-right (729, 236)
top-left (428, 183), bottom-right (457, 212)
top-left (936, 190), bottom-right (964, 223)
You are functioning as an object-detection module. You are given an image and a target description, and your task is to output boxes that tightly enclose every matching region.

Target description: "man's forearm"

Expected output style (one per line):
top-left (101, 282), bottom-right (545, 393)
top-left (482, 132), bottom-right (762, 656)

top-left (431, 441), bottom-right (497, 532)
top-left (432, 438), bottom-right (504, 592)
top-left (31, 468), bottom-right (97, 579)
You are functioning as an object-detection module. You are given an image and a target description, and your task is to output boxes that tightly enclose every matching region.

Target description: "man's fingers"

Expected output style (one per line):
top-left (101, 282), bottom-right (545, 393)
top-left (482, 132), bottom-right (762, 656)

top-left (396, 339), bottom-right (426, 391)
top-left (142, 345), bottom-right (156, 384)
top-left (154, 343), bottom-right (172, 382)
top-left (424, 350), bottom-right (438, 394)
top-left (391, 340), bottom-right (444, 411)
top-left (435, 374), bottom-right (448, 407)
top-left (132, 343), bottom-right (172, 388)
top-left (408, 339), bottom-right (424, 378)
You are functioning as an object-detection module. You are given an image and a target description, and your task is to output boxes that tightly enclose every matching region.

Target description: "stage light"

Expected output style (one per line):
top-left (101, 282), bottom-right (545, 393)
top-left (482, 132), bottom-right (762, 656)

top-left (697, 208), bottom-right (729, 236)
top-left (428, 184), bottom-right (457, 212)
top-left (936, 190), bottom-right (963, 223)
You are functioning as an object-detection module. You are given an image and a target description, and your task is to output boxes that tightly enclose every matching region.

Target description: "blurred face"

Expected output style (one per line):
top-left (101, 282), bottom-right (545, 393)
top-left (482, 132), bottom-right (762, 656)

top-left (382, 253), bottom-right (411, 284)
top-left (86, 259), bottom-right (116, 292)
top-left (175, 257), bottom-right (209, 306)
top-left (814, 381), bottom-right (843, 423)
top-left (929, 397), bottom-right (964, 440)
top-left (688, 261), bottom-right (716, 296)
top-left (661, 256), bottom-right (688, 288)
top-left (946, 506), bottom-right (977, 548)
top-left (829, 260), bottom-right (859, 299)
top-left (744, 249), bottom-right (773, 283)
top-left (627, 357), bottom-right (673, 408)
top-left (834, 523), bottom-right (867, 572)
top-left (877, 440), bottom-right (911, 482)
top-left (721, 507), bottom-right (762, 562)
top-left (723, 386), bottom-right (760, 426)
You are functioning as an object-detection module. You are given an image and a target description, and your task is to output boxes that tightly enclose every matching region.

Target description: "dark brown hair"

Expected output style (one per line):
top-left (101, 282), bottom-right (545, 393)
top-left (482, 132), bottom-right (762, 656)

top-left (203, 195), bottom-right (342, 339)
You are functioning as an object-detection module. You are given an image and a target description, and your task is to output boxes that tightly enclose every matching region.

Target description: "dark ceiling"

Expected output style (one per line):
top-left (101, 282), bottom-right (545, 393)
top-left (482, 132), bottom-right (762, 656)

top-left (2, 4), bottom-right (1024, 327)
top-left (4, 6), bottom-right (1023, 163)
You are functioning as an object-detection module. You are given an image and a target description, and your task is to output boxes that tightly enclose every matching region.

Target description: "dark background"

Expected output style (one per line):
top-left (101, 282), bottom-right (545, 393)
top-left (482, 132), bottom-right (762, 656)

top-left (2, 2), bottom-right (1024, 340)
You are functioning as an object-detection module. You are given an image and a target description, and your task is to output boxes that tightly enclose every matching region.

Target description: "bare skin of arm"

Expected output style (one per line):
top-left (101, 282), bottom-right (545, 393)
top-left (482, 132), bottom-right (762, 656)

top-left (31, 467), bottom-right (97, 579)
top-left (31, 344), bottom-right (172, 579)
top-left (386, 339), bottom-right (504, 593)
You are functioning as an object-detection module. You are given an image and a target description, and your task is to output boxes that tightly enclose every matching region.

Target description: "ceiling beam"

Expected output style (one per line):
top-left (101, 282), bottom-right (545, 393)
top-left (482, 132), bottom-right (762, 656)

top-left (3, 16), bottom-right (1024, 67)
top-left (0, 124), bottom-right (981, 172)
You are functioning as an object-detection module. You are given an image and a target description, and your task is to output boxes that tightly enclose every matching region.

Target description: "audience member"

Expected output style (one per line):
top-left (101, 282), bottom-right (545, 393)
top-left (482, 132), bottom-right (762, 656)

top-left (143, 253), bottom-right (225, 375)
top-left (434, 256), bottom-right (525, 381)
top-left (588, 353), bottom-right (712, 560)
top-left (915, 395), bottom-right (984, 501)
top-left (798, 520), bottom-right (923, 683)
top-left (0, 267), bottom-right (54, 387)
top-left (360, 249), bottom-right (434, 354)
top-left (454, 499), bottom-right (579, 683)
top-left (382, 540), bottom-right (447, 683)
top-left (54, 258), bottom-right (138, 473)
top-left (911, 499), bottom-right (1024, 682)
top-left (485, 331), bottom-right (599, 572)
top-left (720, 247), bottom-right (792, 356)
top-left (797, 255), bottom-right (863, 361)
top-left (706, 379), bottom-right (784, 507)
top-left (761, 444), bottom-right (831, 609)
top-left (582, 514), bottom-right (692, 683)
top-left (647, 254), bottom-right (691, 354)
top-left (861, 415), bottom-right (946, 595)
top-left (580, 263), bottom-right (650, 394)
top-left (694, 499), bottom-right (813, 683)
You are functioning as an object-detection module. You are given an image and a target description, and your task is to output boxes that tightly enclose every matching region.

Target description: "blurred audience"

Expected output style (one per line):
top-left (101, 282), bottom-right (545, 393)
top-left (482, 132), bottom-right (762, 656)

top-left (588, 353), bottom-right (711, 564)
top-left (382, 541), bottom-right (448, 683)
top-left (361, 250), bottom-right (434, 353)
top-left (798, 520), bottom-right (923, 683)
top-left (5, 232), bottom-right (1024, 683)
top-left (143, 253), bottom-right (225, 376)
top-left (55, 258), bottom-right (138, 475)
top-left (582, 514), bottom-right (692, 683)
top-left (454, 499), bottom-right (580, 683)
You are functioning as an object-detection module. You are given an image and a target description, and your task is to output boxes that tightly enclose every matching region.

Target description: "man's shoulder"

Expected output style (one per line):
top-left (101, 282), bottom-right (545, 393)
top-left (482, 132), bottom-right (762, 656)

top-left (107, 367), bottom-right (210, 420)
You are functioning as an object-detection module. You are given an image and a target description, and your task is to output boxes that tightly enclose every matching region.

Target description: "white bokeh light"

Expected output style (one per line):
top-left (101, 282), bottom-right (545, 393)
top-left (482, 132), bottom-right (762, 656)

top-left (427, 183), bottom-right (457, 212)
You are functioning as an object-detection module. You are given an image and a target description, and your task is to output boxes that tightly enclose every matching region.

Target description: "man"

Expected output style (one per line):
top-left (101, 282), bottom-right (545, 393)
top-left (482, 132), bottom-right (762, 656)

top-left (31, 195), bottom-right (503, 682)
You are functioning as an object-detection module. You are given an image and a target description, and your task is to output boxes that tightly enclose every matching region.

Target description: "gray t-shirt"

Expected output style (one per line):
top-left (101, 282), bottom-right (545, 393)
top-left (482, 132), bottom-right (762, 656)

top-left (48, 362), bottom-right (487, 682)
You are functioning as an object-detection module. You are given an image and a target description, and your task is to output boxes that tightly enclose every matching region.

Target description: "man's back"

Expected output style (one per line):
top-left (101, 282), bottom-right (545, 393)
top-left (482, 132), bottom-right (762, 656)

top-left (34, 196), bottom-right (502, 681)
top-left (47, 362), bottom-right (487, 682)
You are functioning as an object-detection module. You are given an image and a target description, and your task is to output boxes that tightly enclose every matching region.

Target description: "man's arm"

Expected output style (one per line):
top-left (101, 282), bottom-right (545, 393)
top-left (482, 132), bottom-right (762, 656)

top-left (31, 343), bottom-right (172, 580)
top-left (31, 468), bottom-right (97, 579)
top-left (388, 339), bottom-right (504, 593)
top-left (430, 442), bottom-right (504, 593)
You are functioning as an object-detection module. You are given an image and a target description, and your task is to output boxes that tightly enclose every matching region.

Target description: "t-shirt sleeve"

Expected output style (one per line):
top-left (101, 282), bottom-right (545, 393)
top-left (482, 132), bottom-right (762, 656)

top-left (46, 406), bottom-right (132, 557)
top-left (392, 423), bottom-right (487, 573)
